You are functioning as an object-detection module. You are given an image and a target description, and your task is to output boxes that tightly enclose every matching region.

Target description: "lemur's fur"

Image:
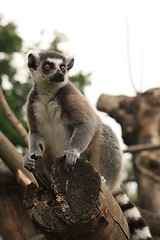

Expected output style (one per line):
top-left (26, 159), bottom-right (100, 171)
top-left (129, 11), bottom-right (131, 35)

top-left (24, 51), bottom-right (152, 240)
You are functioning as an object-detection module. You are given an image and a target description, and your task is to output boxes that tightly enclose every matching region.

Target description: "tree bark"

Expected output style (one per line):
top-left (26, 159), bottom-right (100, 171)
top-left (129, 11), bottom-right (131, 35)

top-left (24, 158), bottom-right (130, 240)
top-left (0, 130), bottom-right (36, 184)
top-left (97, 88), bottom-right (160, 214)
top-left (124, 143), bottom-right (160, 153)
top-left (0, 159), bottom-right (40, 240)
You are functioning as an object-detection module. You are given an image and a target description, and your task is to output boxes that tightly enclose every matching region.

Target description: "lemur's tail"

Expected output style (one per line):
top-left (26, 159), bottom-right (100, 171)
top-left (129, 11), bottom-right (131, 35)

top-left (113, 189), bottom-right (152, 240)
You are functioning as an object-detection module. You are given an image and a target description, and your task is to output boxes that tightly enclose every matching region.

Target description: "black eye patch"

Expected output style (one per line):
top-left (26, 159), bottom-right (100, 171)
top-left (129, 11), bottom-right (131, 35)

top-left (42, 61), bottom-right (55, 74)
top-left (60, 63), bottom-right (66, 73)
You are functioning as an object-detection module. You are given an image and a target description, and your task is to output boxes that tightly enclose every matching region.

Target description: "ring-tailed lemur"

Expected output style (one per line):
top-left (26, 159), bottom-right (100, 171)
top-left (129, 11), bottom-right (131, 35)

top-left (24, 51), bottom-right (152, 240)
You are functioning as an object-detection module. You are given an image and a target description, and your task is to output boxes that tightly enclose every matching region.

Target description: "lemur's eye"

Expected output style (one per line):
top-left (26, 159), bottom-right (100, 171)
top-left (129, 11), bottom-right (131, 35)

top-left (60, 65), bottom-right (66, 72)
top-left (45, 64), bottom-right (50, 70)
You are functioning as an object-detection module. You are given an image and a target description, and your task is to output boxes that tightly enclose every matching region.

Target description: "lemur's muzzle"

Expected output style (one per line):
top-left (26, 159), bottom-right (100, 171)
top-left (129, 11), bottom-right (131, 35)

top-left (50, 69), bottom-right (64, 82)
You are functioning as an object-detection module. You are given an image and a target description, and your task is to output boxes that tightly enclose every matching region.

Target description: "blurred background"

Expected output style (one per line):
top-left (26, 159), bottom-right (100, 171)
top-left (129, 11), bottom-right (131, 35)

top-left (0, 1), bottom-right (160, 239)
top-left (1, 0), bottom-right (160, 138)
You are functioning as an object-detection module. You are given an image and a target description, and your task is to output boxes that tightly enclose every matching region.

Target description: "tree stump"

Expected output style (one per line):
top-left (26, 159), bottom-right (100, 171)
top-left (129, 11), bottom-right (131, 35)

top-left (97, 87), bottom-right (160, 214)
top-left (24, 158), bottom-right (130, 240)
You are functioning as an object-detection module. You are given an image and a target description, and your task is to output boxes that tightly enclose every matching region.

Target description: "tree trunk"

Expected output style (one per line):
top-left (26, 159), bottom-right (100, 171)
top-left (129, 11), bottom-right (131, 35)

top-left (0, 159), bottom-right (40, 240)
top-left (97, 88), bottom-right (160, 214)
top-left (24, 158), bottom-right (130, 240)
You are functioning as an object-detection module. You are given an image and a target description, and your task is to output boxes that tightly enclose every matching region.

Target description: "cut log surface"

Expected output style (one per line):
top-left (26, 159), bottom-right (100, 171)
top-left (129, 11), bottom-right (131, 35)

top-left (24, 158), bottom-right (130, 240)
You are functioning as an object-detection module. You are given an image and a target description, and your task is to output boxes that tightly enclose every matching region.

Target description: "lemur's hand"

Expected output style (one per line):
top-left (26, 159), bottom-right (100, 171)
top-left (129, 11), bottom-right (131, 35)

top-left (60, 150), bottom-right (79, 172)
top-left (24, 150), bottom-right (42, 172)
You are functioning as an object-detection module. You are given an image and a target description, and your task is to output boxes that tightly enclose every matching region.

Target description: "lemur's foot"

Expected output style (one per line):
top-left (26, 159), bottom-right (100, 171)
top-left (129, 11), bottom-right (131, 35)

top-left (24, 150), bottom-right (42, 172)
top-left (60, 150), bottom-right (78, 172)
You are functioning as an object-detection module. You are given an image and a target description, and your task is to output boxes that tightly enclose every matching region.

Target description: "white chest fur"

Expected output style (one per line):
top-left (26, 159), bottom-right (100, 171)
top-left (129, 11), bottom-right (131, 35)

top-left (33, 97), bottom-right (70, 156)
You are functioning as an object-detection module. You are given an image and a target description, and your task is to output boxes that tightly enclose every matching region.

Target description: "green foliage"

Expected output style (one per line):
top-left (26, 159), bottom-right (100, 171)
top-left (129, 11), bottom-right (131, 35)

top-left (0, 18), bottom-right (22, 53)
top-left (49, 31), bottom-right (68, 54)
top-left (0, 17), bottom-right (30, 147)
top-left (69, 71), bottom-right (91, 94)
top-left (0, 17), bottom-right (91, 147)
top-left (122, 154), bottom-right (138, 203)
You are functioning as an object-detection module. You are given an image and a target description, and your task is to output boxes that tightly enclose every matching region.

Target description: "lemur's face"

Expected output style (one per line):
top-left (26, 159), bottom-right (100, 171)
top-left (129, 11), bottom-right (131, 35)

top-left (27, 51), bottom-right (74, 84)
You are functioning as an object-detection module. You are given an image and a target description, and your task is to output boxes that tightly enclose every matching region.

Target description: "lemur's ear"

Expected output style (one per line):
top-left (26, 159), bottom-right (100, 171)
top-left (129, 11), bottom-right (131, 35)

top-left (66, 57), bottom-right (74, 70)
top-left (27, 51), bottom-right (40, 70)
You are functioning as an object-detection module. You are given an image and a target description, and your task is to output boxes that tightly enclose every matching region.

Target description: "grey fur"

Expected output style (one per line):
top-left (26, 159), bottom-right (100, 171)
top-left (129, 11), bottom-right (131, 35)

top-left (24, 51), bottom-right (152, 239)
top-left (24, 51), bottom-right (122, 190)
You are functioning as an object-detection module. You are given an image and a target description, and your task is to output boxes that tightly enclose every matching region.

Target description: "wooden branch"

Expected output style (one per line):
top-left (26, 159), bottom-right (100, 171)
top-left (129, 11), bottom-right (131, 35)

top-left (97, 93), bottom-right (120, 114)
top-left (125, 16), bottom-right (138, 94)
top-left (0, 86), bottom-right (28, 147)
top-left (0, 158), bottom-right (31, 189)
top-left (139, 33), bottom-right (145, 92)
top-left (0, 173), bottom-right (40, 240)
top-left (123, 143), bottom-right (160, 153)
top-left (97, 93), bottom-right (134, 116)
top-left (17, 169), bottom-right (32, 188)
top-left (97, 89), bottom-right (160, 214)
top-left (0, 161), bottom-right (42, 239)
top-left (0, 130), bottom-right (36, 184)
top-left (24, 158), bottom-right (130, 240)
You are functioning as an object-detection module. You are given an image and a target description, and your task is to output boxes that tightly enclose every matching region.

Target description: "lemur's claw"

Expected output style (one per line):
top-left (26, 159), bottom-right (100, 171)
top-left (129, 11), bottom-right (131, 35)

top-left (30, 150), bottom-right (42, 160)
top-left (24, 150), bottom-right (42, 172)
top-left (60, 150), bottom-right (78, 172)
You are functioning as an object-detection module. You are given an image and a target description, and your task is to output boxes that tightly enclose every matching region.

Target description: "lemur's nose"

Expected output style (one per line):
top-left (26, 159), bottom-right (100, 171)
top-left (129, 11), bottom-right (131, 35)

top-left (50, 68), bottom-right (64, 82)
top-left (57, 68), bottom-right (64, 76)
